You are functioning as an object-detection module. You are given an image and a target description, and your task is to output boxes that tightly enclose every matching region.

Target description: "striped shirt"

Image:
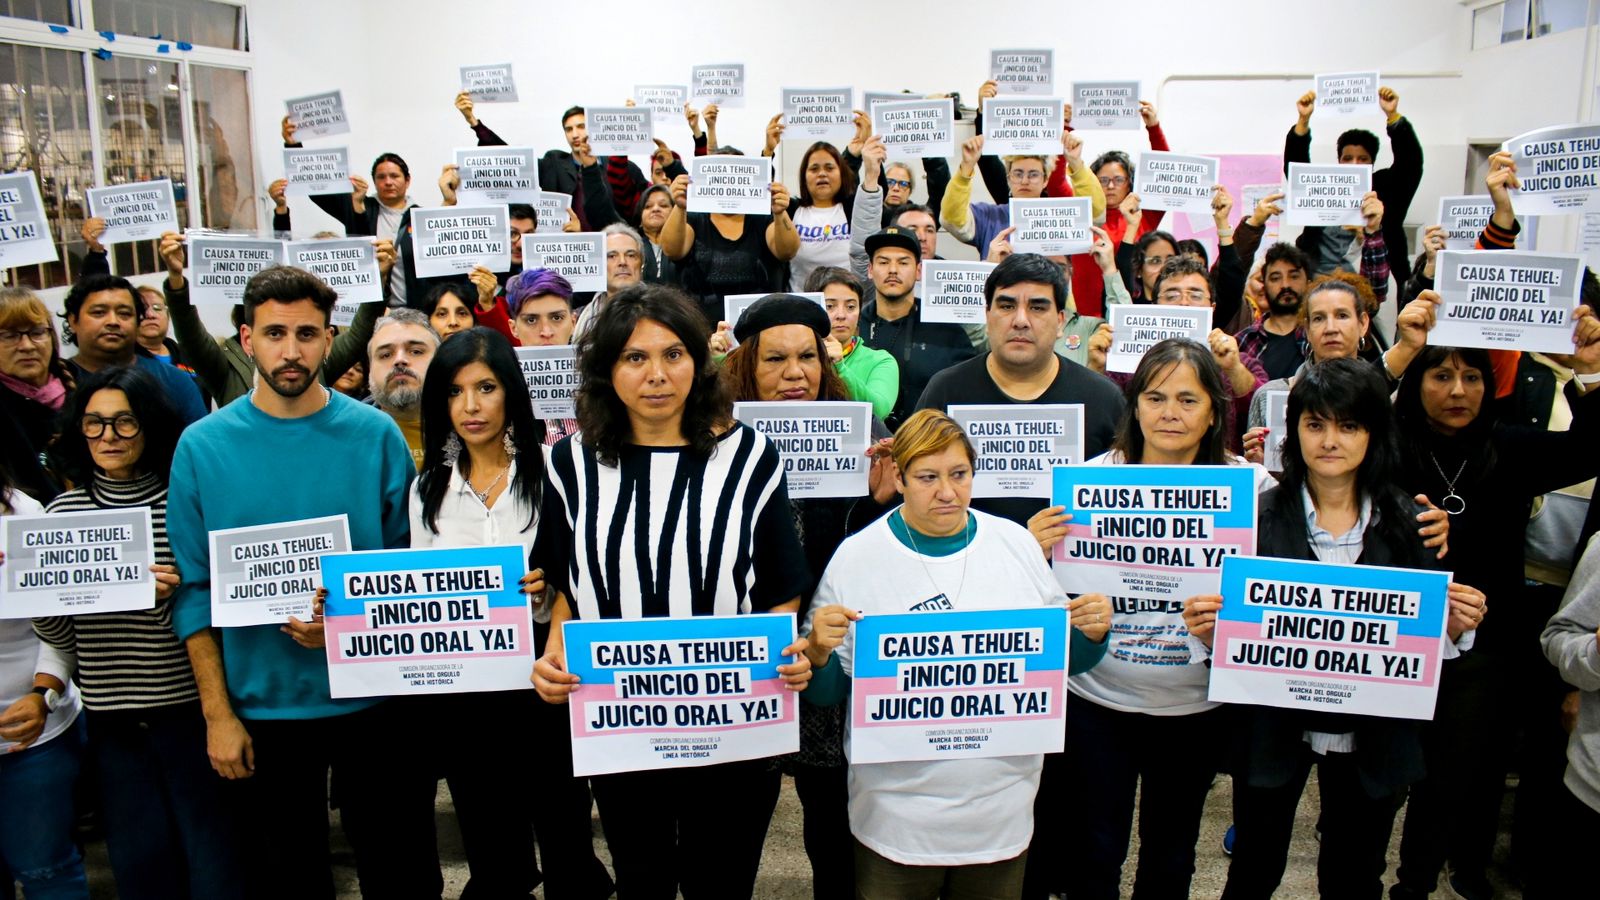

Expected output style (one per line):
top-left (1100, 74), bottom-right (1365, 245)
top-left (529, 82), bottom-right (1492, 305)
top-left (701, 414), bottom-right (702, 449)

top-left (34, 473), bottom-right (198, 711)
top-left (536, 423), bottom-right (809, 620)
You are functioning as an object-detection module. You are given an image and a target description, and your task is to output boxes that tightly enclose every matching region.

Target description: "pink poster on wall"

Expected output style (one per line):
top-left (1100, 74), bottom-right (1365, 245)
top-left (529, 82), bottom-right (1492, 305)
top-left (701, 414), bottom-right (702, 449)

top-left (1161, 153), bottom-right (1284, 266)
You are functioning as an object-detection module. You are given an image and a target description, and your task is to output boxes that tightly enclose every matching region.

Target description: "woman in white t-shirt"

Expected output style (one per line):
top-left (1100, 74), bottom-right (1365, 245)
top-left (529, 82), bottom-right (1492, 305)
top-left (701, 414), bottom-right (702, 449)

top-left (802, 409), bottom-right (1110, 899)
top-left (785, 141), bottom-right (858, 292)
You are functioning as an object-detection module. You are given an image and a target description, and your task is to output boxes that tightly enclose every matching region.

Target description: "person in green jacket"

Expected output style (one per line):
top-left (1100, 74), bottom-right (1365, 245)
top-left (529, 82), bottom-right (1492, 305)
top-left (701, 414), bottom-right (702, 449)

top-left (804, 266), bottom-right (899, 420)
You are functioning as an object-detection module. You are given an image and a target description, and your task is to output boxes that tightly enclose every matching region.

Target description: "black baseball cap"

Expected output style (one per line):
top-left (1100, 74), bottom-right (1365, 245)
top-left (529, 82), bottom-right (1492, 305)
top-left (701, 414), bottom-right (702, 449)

top-left (864, 226), bottom-right (921, 261)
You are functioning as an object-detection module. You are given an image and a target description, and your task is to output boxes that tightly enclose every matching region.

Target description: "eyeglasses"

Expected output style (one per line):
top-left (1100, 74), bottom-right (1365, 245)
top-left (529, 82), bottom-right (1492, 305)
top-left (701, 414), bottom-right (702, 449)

top-left (1098, 176), bottom-right (1130, 188)
top-left (885, 178), bottom-right (912, 190)
top-left (1143, 255), bottom-right (1170, 268)
top-left (1008, 170), bottom-right (1045, 183)
top-left (0, 325), bottom-right (51, 347)
top-left (80, 414), bottom-right (142, 440)
top-left (143, 303), bottom-right (166, 315)
top-left (1159, 288), bottom-right (1211, 304)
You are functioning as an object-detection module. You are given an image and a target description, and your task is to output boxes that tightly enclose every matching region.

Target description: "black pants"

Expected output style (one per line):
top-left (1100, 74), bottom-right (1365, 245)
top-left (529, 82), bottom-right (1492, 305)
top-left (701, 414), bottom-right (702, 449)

top-left (1521, 782), bottom-right (1600, 898)
top-left (228, 701), bottom-right (443, 900)
top-left (1054, 695), bottom-right (1227, 900)
top-left (528, 692), bottom-right (616, 900)
top-left (590, 758), bottom-right (782, 900)
top-left (794, 763), bottom-right (853, 900)
top-left (1222, 747), bottom-right (1405, 900)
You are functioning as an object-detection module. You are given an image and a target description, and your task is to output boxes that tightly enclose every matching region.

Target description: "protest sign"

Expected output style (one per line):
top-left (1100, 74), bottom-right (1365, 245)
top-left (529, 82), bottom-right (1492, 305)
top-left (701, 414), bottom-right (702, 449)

top-left (1437, 195), bottom-right (1496, 251)
top-left (864, 91), bottom-right (912, 112)
top-left (1263, 389), bottom-right (1289, 474)
top-left (282, 148), bottom-right (350, 197)
top-left (781, 88), bottom-right (855, 142)
top-left (1071, 81), bottom-right (1141, 130)
top-left (1284, 163), bottom-right (1370, 227)
top-left (734, 401), bottom-right (872, 499)
top-left (1581, 213), bottom-right (1600, 273)
top-left (453, 147), bottom-right (539, 205)
top-left (849, 607), bottom-right (1069, 763)
top-left (1431, 250), bottom-right (1584, 354)
top-left (634, 84), bottom-right (688, 117)
top-left (515, 345), bottom-right (579, 419)
top-left (208, 515), bottom-right (350, 627)
top-left (286, 238), bottom-right (381, 326)
top-left (1505, 123), bottom-right (1600, 215)
top-left (534, 191), bottom-right (573, 233)
top-left (691, 64), bottom-right (746, 107)
top-left (723, 291), bottom-right (824, 343)
top-left (990, 49), bottom-right (1053, 96)
top-left (564, 613), bottom-right (799, 775)
top-left (85, 179), bottom-right (179, 244)
top-left (1314, 71), bottom-right (1381, 117)
top-left (1240, 183), bottom-right (1284, 246)
top-left (981, 98), bottom-right (1064, 156)
top-left (585, 108), bottom-right (655, 158)
top-left (1009, 197), bottom-right (1092, 256)
top-left (186, 235), bottom-right (286, 304)
top-left (687, 156), bottom-right (771, 215)
top-left (410, 205), bottom-right (511, 278)
top-left (321, 545), bottom-right (533, 698)
top-left (919, 260), bottom-right (995, 325)
top-left (1137, 152), bottom-right (1221, 216)
top-left (950, 404), bottom-right (1084, 498)
top-left (1208, 556), bottom-right (1450, 720)
top-left (871, 98), bottom-right (956, 160)
top-left (285, 90), bottom-right (349, 139)
top-left (1106, 305), bottom-right (1212, 374)
top-left (460, 63), bottom-right (517, 103)
top-left (0, 172), bottom-right (58, 268)
top-left (0, 508), bottom-right (154, 618)
top-left (1051, 465), bottom-right (1257, 603)
top-left (524, 232), bottom-right (605, 292)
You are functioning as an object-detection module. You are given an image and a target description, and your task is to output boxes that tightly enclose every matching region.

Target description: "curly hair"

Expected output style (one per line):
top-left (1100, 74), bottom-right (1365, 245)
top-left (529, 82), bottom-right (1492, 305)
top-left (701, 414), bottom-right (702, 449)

top-left (721, 327), bottom-right (849, 403)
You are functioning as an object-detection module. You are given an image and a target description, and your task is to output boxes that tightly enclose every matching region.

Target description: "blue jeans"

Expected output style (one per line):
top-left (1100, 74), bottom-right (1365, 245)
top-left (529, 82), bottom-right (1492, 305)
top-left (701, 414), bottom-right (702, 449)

top-left (0, 714), bottom-right (89, 900)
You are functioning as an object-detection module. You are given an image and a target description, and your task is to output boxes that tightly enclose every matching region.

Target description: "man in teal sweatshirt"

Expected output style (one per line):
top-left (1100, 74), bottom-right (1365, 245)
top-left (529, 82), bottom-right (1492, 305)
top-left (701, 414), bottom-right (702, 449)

top-left (167, 265), bottom-right (439, 900)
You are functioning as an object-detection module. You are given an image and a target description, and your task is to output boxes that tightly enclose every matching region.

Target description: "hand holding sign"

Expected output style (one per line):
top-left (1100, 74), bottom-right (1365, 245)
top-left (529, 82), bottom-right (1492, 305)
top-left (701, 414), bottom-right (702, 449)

top-left (82, 217), bottom-right (107, 254)
top-left (1068, 594), bottom-right (1112, 643)
top-left (1182, 594), bottom-right (1223, 648)
top-left (455, 91), bottom-right (478, 127)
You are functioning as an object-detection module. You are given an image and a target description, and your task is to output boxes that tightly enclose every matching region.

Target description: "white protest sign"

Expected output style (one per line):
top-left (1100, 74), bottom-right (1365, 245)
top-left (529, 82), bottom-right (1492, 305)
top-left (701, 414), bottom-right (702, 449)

top-left (1240, 183), bottom-right (1284, 244)
top-left (1437, 195), bottom-right (1496, 251)
top-left (1314, 71), bottom-right (1381, 117)
top-left (871, 98), bottom-right (955, 160)
top-left (454, 147), bottom-right (539, 206)
top-left (634, 84), bottom-right (688, 117)
top-left (1431, 250), bottom-right (1584, 355)
top-left (688, 156), bottom-right (772, 215)
top-left (951, 404), bottom-right (1085, 498)
top-left (0, 172), bottom-right (58, 268)
top-left (586, 108), bottom-right (655, 158)
top-left (410, 205), bottom-right (511, 278)
top-left (920, 260), bottom-right (995, 325)
top-left (1505, 123), bottom-right (1600, 215)
top-left (1107, 306), bottom-right (1213, 374)
top-left (981, 98), bottom-right (1064, 156)
top-left (1580, 213), bottom-right (1600, 273)
top-left (1009, 197), bottom-right (1092, 256)
top-left (282, 148), bottom-right (350, 198)
top-left (534, 192), bottom-right (573, 233)
top-left (515, 345), bottom-right (579, 420)
top-left (1072, 82), bottom-right (1141, 130)
top-left (460, 63), bottom-right (517, 103)
top-left (85, 178), bottom-right (179, 245)
top-left (286, 238), bottom-right (382, 326)
top-left (208, 515), bottom-right (350, 628)
top-left (724, 292), bottom-right (825, 346)
top-left (691, 63), bottom-right (746, 107)
top-left (524, 232), bottom-right (605, 292)
top-left (0, 508), bottom-right (154, 618)
top-left (1137, 152), bottom-right (1221, 216)
top-left (1263, 390), bottom-right (1289, 474)
top-left (186, 234), bottom-right (286, 304)
top-left (864, 91), bottom-right (913, 112)
top-left (285, 90), bottom-right (349, 139)
top-left (1285, 163), bottom-right (1370, 228)
top-left (781, 88), bottom-right (855, 142)
top-left (990, 49), bottom-right (1053, 96)
top-left (735, 401), bottom-right (873, 499)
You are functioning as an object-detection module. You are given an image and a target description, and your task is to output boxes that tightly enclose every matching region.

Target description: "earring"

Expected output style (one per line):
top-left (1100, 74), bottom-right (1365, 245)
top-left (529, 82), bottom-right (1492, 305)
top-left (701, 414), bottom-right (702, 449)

top-left (503, 425), bottom-right (518, 459)
top-left (442, 432), bottom-right (462, 467)
top-left (1358, 333), bottom-right (1369, 351)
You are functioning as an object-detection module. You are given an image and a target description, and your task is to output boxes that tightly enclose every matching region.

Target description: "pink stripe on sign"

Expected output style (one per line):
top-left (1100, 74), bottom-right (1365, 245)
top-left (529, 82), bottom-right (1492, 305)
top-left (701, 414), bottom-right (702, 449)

top-left (852, 668), bottom-right (1065, 729)
top-left (325, 605), bottom-right (531, 665)
top-left (570, 677), bottom-right (794, 737)
top-left (1211, 620), bottom-right (1441, 687)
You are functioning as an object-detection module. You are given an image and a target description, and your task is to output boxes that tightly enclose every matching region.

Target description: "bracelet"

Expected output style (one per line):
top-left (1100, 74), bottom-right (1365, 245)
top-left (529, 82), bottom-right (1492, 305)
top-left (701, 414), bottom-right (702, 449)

top-left (1215, 228), bottom-right (1234, 240)
top-left (1577, 371), bottom-right (1600, 385)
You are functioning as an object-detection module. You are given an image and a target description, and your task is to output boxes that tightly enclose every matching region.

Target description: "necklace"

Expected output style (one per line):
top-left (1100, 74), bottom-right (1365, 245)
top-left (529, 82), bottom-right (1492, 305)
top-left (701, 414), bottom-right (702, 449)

top-left (470, 465), bottom-right (509, 505)
top-left (1429, 452), bottom-right (1468, 515)
top-left (902, 513), bottom-right (973, 604)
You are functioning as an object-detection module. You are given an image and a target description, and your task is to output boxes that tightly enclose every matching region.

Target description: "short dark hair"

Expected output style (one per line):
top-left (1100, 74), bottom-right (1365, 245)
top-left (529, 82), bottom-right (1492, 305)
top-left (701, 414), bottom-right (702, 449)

top-left (575, 283), bottom-right (729, 466)
top-left (1112, 339), bottom-right (1232, 465)
top-left (1091, 150), bottom-right (1134, 185)
top-left (422, 281), bottom-right (473, 318)
top-left (61, 274), bottom-right (144, 345)
top-left (890, 203), bottom-right (936, 226)
top-left (561, 106), bottom-right (584, 126)
top-left (1153, 255), bottom-right (1214, 302)
top-left (1263, 242), bottom-right (1310, 275)
top-left (1176, 238), bottom-right (1209, 268)
top-left (1281, 357), bottom-right (1407, 529)
top-left (1336, 129), bottom-right (1380, 160)
top-left (509, 203), bottom-right (536, 225)
top-left (57, 365), bottom-right (184, 488)
top-left (371, 152), bottom-right (409, 181)
top-left (242, 265), bottom-right (337, 327)
top-left (1582, 267), bottom-right (1599, 313)
top-left (803, 266), bottom-right (864, 301)
top-left (985, 253), bottom-right (1068, 311)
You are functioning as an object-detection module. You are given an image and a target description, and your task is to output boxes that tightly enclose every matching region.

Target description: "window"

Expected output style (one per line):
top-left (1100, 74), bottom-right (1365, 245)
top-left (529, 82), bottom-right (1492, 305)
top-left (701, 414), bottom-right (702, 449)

top-left (94, 54), bottom-right (189, 276)
top-left (0, 42), bottom-right (93, 289)
top-left (190, 64), bottom-right (257, 232)
top-left (92, 0), bottom-right (248, 51)
top-left (0, 0), bottom-right (73, 26)
top-left (1473, 0), bottom-right (1587, 48)
top-left (1535, 0), bottom-right (1590, 36)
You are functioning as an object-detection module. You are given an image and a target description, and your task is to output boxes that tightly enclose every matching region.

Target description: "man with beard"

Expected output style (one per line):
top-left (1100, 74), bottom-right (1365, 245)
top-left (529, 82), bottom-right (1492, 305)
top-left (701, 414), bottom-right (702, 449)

top-left (572, 223), bottom-right (647, 340)
top-left (59, 274), bottom-right (208, 424)
top-left (167, 265), bottom-right (438, 900)
top-left (1233, 243), bottom-right (1312, 382)
top-left (366, 308), bottom-right (438, 469)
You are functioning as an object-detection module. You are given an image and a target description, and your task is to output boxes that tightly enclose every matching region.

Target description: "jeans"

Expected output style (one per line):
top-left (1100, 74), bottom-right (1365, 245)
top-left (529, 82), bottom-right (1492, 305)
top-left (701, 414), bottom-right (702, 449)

top-left (0, 714), bottom-right (89, 900)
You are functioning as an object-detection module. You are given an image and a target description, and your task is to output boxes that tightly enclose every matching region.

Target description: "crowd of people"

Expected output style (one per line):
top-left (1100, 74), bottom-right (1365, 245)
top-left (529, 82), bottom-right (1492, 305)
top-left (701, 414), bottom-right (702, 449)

top-left (1, 77), bottom-right (1599, 900)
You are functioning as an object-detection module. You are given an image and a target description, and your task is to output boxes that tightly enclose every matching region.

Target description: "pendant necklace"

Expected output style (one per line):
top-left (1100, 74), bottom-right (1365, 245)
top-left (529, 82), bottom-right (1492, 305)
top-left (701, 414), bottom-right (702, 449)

top-left (1429, 453), bottom-right (1468, 515)
top-left (903, 513), bottom-right (973, 603)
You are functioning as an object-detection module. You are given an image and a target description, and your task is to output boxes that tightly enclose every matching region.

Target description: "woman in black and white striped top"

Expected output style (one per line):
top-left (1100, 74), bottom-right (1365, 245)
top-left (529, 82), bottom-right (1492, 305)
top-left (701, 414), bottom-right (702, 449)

top-left (35, 366), bottom-right (244, 900)
top-left (532, 284), bottom-right (814, 900)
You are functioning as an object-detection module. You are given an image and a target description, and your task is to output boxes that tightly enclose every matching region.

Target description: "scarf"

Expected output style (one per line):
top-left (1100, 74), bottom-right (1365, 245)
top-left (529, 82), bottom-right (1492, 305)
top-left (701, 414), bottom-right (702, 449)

top-left (0, 369), bottom-right (67, 411)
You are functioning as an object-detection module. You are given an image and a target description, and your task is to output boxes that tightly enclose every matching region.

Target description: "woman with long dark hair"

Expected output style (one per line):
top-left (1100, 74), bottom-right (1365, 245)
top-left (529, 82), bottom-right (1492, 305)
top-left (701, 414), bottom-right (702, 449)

top-left (531, 284), bottom-right (814, 899)
top-left (785, 141), bottom-right (860, 292)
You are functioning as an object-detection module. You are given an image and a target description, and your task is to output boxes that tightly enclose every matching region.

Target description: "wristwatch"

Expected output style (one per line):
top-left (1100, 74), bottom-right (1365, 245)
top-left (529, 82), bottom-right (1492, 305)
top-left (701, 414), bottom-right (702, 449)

top-left (31, 685), bottom-right (62, 712)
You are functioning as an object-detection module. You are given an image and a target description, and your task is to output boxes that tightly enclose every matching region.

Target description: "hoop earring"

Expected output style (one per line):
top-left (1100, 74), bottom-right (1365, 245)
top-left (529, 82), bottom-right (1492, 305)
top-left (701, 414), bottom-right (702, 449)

top-left (503, 425), bottom-right (518, 459)
top-left (442, 432), bottom-right (462, 468)
top-left (1358, 333), bottom-right (1369, 352)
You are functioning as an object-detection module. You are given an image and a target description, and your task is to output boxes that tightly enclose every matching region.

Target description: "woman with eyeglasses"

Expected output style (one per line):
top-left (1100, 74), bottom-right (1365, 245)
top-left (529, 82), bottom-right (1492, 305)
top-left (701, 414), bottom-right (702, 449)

top-left (0, 287), bottom-right (75, 503)
top-left (33, 366), bottom-right (246, 899)
top-left (1118, 230), bottom-right (1179, 304)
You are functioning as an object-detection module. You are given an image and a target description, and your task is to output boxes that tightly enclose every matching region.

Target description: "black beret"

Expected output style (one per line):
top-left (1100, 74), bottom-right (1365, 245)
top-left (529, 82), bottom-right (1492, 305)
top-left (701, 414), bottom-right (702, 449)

top-left (732, 293), bottom-right (830, 345)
